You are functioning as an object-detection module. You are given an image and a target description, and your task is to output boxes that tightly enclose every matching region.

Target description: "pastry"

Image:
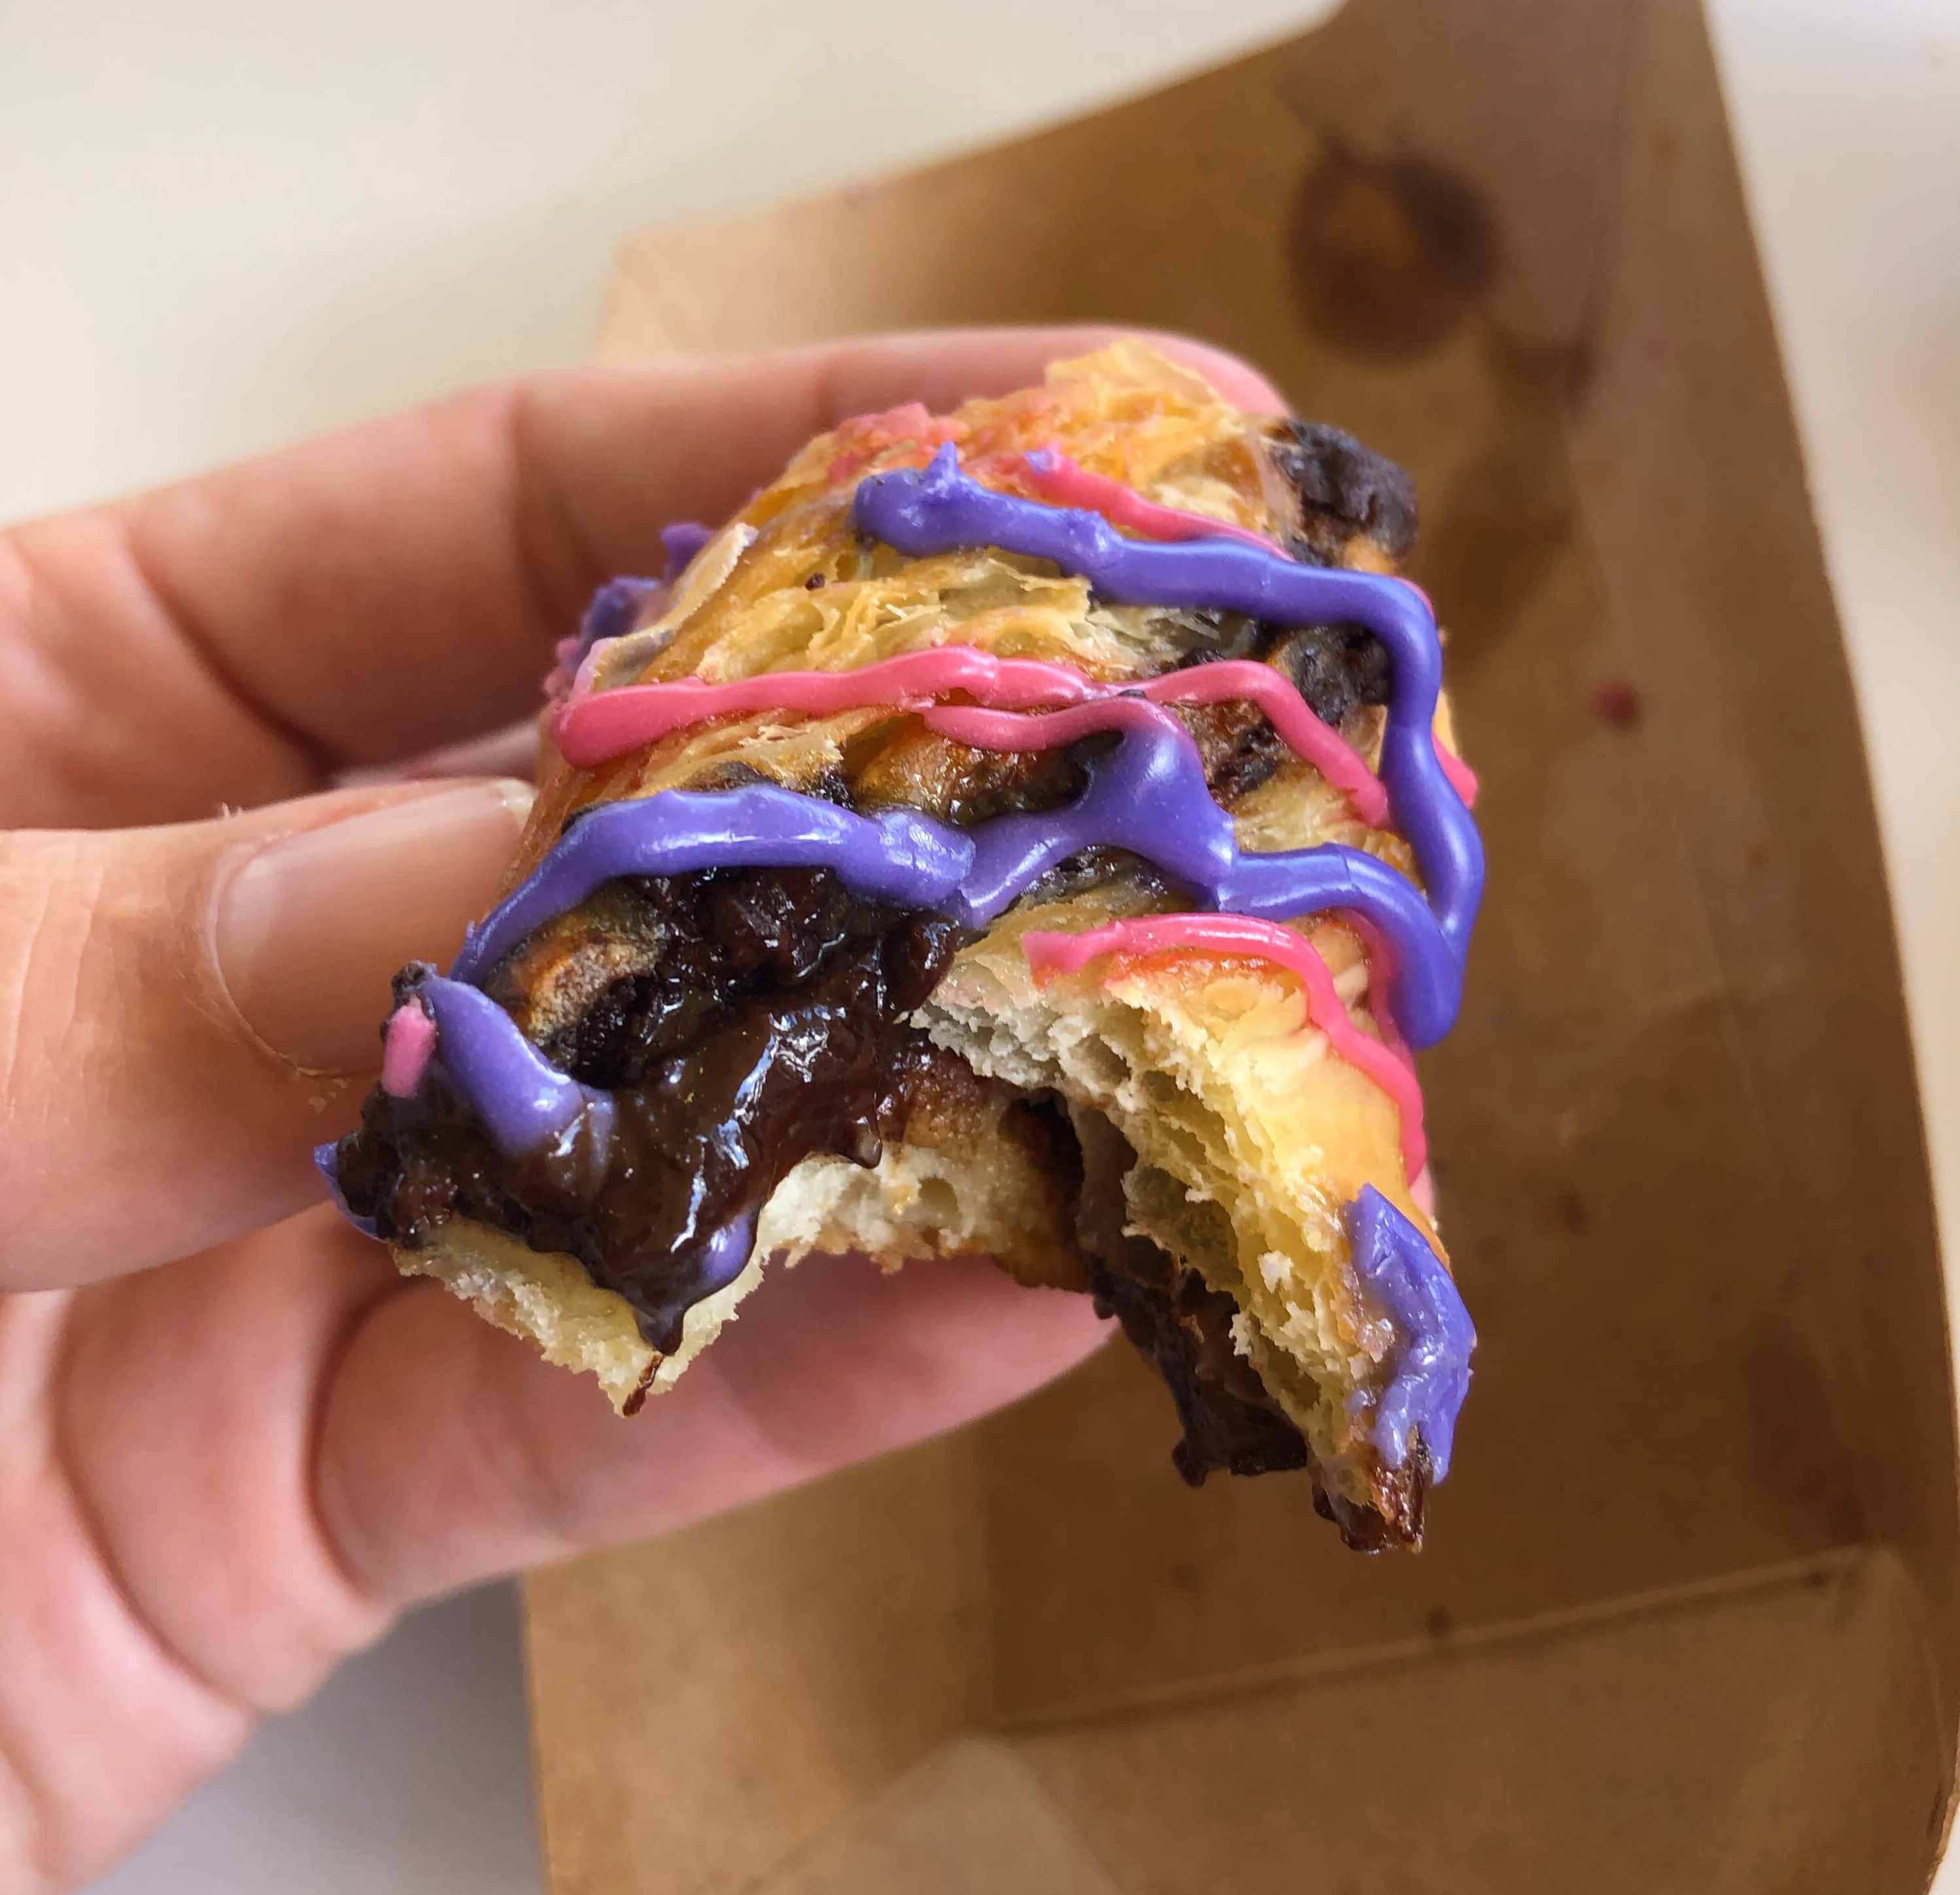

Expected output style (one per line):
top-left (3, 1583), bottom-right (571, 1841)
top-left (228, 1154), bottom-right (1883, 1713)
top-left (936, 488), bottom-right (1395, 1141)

top-left (318, 342), bottom-right (1482, 1549)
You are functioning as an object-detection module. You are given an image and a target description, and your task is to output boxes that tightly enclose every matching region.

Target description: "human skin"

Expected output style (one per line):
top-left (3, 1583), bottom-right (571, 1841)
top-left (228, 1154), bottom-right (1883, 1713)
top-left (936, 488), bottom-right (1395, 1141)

top-left (0, 327), bottom-right (1284, 1893)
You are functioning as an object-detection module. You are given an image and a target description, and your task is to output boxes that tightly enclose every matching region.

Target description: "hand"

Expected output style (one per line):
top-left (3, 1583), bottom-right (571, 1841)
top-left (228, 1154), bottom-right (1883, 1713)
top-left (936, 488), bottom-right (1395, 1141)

top-left (0, 328), bottom-right (1285, 1892)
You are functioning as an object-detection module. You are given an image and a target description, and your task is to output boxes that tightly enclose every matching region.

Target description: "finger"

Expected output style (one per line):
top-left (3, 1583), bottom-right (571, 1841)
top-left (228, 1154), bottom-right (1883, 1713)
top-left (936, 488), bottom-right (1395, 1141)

top-left (314, 1238), bottom-right (1114, 1605)
top-left (28, 1210), bottom-right (1108, 1877)
top-left (8, 1213), bottom-right (402, 1886)
top-left (0, 777), bottom-right (530, 1292)
top-left (40, 1206), bottom-right (1107, 1720)
top-left (0, 328), bottom-right (1288, 829)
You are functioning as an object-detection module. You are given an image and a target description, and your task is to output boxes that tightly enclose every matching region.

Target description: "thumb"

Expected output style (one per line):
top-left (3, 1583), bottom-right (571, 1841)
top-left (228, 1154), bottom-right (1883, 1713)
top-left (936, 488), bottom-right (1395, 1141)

top-left (0, 778), bottom-right (531, 1292)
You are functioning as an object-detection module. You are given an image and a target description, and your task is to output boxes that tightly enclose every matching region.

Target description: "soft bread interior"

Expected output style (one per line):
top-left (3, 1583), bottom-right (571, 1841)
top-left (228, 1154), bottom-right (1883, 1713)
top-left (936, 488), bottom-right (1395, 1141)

top-left (918, 893), bottom-right (1428, 1495)
top-left (394, 1076), bottom-right (1090, 1415)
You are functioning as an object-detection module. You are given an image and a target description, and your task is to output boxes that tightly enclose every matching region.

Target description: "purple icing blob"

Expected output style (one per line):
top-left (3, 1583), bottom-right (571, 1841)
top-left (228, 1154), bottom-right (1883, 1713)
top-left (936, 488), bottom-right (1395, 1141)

top-left (1345, 1185), bottom-right (1475, 1480)
top-left (558, 521), bottom-right (713, 677)
top-left (854, 443), bottom-right (1483, 957)
top-left (660, 520), bottom-right (716, 579)
top-left (566, 575), bottom-right (661, 675)
top-left (623, 1208), bottom-right (760, 1359)
top-left (693, 1211), bottom-right (757, 1303)
top-left (417, 975), bottom-right (615, 1163)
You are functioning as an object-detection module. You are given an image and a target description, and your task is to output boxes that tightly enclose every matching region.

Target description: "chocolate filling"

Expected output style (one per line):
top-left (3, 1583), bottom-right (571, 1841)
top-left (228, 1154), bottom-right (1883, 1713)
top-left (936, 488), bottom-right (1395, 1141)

top-left (332, 866), bottom-right (967, 1354)
top-left (1069, 1110), bottom-right (1311, 1482)
top-left (1093, 1269), bottom-right (1313, 1480)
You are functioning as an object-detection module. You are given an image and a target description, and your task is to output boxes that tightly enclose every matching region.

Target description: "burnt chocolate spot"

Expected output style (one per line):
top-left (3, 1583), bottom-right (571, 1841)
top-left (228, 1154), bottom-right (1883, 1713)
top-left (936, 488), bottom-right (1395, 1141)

top-left (1271, 419), bottom-right (1420, 565)
top-left (1271, 621), bottom-right (1395, 732)
top-left (332, 867), bottom-right (967, 1353)
top-left (1170, 615), bottom-right (1392, 765)
top-left (1178, 696), bottom-right (1290, 804)
top-left (1311, 1446), bottom-right (1427, 1554)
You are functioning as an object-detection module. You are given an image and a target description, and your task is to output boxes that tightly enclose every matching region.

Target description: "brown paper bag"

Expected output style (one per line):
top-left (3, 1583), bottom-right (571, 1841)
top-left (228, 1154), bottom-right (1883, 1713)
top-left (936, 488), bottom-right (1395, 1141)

top-left (524, 2), bottom-right (1960, 1886)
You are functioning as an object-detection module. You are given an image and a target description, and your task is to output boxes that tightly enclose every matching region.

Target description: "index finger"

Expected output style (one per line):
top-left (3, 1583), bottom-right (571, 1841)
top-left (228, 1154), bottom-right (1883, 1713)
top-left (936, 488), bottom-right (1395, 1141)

top-left (0, 329), bottom-right (1286, 828)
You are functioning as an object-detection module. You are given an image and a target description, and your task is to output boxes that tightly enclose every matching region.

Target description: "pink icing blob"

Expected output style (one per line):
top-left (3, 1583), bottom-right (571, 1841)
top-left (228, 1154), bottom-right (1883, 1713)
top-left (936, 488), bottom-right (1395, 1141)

top-left (1015, 445), bottom-right (1282, 553)
top-left (859, 400), bottom-right (933, 437)
top-left (381, 1002), bottom-right (437, 1099)
top-left (1021, 913), bottom-right (1428, 1180)
top-left (568, 636), bottom-right (619, 705)
top-left (551, 648), bottom-right (1388, 826)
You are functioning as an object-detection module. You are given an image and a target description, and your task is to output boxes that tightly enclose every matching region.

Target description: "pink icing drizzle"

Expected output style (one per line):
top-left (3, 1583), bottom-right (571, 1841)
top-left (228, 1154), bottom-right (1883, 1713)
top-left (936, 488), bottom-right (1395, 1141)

top-left (551, 649), bottom-right (1390, 826)
top-left (923, 693), bottom-right (1190, 754)
top-left (1345, 911), bottom-right (1422, 1117)
top-left (1012, 454), bottom-right (1480, 810)
top-left (1147, 661), bottom-right (1387, 825)
top-left (551, 445), bottom-right (1471, 828)
top-left (381, 1002), bottom-right (437, 1099)
top-left (1021, 914), bottom-right (1428, 1178)
top-left (1013, 445), bottom-right (1282, 553)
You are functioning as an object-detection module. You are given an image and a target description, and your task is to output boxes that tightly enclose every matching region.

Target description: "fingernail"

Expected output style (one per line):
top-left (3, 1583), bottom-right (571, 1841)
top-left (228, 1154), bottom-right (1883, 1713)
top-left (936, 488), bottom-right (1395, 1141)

top-left (216, 779), bottom-right (534, 1074)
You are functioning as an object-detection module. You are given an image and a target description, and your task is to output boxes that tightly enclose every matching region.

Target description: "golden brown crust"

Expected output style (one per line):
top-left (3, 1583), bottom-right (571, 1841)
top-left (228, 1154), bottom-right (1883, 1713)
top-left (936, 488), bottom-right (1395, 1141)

top-left (401, 342), bottom-right (1465, 1531)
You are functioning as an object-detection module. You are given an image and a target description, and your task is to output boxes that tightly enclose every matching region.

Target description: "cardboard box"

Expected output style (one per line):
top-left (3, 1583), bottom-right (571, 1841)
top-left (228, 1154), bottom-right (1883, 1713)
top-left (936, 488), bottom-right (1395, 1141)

top-left (524, 1), bottom-right (1960, 1886)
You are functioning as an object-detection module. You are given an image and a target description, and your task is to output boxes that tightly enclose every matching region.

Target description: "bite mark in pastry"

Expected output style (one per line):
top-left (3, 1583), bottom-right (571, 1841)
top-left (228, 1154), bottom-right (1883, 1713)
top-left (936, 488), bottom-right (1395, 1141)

top-left (318, 343), bottom-right (1483, 1550)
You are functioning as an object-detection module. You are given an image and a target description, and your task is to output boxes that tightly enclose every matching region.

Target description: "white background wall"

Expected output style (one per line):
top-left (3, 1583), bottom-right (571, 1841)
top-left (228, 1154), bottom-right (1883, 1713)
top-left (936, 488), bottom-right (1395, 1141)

top-left (1, 1), bottom-right (1953, 1890)
top-left (0, 0), bottom-right (1332, 522)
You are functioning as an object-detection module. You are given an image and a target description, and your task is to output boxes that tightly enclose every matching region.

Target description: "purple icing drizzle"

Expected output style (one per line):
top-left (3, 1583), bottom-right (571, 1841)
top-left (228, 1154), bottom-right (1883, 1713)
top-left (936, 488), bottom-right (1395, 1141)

top-left (855, 443), bottom-right (1483, 957)
top-left (328, 966), bottom-right (615, 1165)
top-left (1344, 1186), bottom-right (1475, 1478)
top-left (933, 698), bottom-right (1457, 1043)
top-left (450, 745), bottom-right (1456, 1046)
top-left (450, 789), bottom-right (976, 984)
top-left (324, 455), bottom-right (1487, 1457)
